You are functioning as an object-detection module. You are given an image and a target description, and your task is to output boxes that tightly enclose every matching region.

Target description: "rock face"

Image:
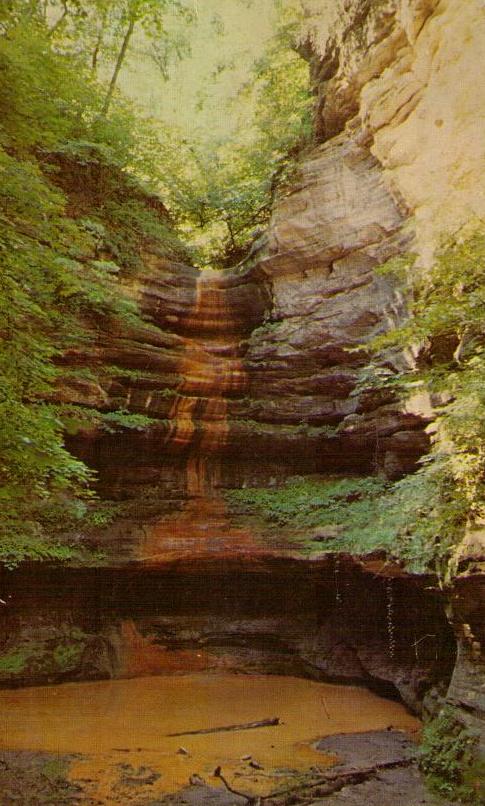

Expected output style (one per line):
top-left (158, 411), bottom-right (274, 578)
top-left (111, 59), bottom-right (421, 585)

top-left (0, 559), bottom-right (455, 712)
top-left (5, 0), bottom-right (483, 749)
top-left (59, 0), bottom-right (485, 534)
top-left (244, 127), bottom-right (427, 479)
top-left (31, 0), bottom-right (444, 716)
top-left (302, 0), bottom-right (485, 262)
top-left (58, 7), bottom-right (470, 516)
top-left (62, 132), bottom-right (429, 512)
top-left (447, 571), bottom-right (485, 753)
top-left (294, 0), bottom-right (485, 745)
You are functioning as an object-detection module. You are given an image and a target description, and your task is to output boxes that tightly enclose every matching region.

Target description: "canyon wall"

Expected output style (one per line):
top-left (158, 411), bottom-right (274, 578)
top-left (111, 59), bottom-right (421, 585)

top-left (0, 559), bottom-right (455, 715)
top-left (294, 0), bottom-right (485, 742)
top-left (62, 1), bottom-right (485, 513)
top-left (52, 0), bottom-right (483, 711)
top-left (2, 0), bottom-right (483, 744)
top-left (61, 124), bottom-right (429, 517)
top-left (302, 0), bottom-right (485, 263)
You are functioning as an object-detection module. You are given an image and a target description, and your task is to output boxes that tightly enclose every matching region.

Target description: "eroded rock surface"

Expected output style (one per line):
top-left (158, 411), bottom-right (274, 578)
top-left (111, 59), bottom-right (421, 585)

top-left (301, 0), bottom-right (485, 261)
top-left (61, 129), bottom-right (428, 519)
top-left (0, 559), bottom-right (455, 712)
top-left (4, 0), bottom-right (484, 759)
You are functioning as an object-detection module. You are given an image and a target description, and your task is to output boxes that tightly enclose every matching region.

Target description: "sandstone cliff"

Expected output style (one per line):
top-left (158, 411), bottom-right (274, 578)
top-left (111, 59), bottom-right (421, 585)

top-left (63, 0), bottom-right (485, 512)
top-left (2, 0), bottom-right (484, 753)
top-left (302, 0), bottom-right (485, 263)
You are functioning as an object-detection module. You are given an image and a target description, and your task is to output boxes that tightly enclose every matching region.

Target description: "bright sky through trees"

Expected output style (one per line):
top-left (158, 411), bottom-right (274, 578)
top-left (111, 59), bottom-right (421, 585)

top-left (117, 0), bottom-right (278, 142)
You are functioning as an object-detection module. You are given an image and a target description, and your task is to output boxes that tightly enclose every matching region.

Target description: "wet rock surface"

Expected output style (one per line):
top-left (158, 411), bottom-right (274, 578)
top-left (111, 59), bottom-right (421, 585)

top-left (308, 766), bottom-right (451, 806)
top-left (309, 731), bottom-right (452, 806)
top-left (149, 784), bottom-right (248, 806)
top-left (0, 560), bottom-right (455, 707)
top-left (447, 572), bottom-right (485, 753)
top-left (315, 729), bottom-right (417, 768)
top-left (146, 731), bottom-right (452, 806)
top-left (0, 738), bottom-right (453, 806)
top-left (0, 751), bottom-right (82, 805)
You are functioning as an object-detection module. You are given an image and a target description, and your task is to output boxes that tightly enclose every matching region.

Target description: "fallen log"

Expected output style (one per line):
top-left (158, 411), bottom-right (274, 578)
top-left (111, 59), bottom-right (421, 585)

top-left (212, 757), bottom-right (416, 806)
top-left (259, 757), bottom-right (415, 802)
top-left (167, 717), bottom-right (280, 738)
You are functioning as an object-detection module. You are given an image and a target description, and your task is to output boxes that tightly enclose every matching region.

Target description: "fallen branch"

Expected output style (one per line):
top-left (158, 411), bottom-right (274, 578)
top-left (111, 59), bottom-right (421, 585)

top-left (213, 757), bottom-right (415, 806)
top-left (214, 766), bottom-right (257, 804)
top-left (259, 757), bottom-right (415, 802)
top-left (167, 717), bottom-right (280, 737)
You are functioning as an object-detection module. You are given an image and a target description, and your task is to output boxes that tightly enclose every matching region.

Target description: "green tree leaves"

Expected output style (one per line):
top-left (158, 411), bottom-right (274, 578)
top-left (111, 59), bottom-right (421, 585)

top-left (0, 8), bottom-right (187, 566)
top-left (371, 227), bottom-right (485, 573)
top-left (157, 15), bottom-right (312, 267)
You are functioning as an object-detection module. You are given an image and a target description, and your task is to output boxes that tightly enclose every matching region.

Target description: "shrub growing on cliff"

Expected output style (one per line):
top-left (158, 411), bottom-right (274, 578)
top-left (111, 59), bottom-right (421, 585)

top-left (371, 226), bottom-right (485, 574)
top-left (226, 474), bottom-right (461, 572)
top-left (419, 706), bottom-right (483, 802)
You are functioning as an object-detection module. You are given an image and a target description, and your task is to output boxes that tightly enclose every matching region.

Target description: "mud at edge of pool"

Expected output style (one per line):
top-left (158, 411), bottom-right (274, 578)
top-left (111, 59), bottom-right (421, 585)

top-left (0, 729), bottom-right (454, 806)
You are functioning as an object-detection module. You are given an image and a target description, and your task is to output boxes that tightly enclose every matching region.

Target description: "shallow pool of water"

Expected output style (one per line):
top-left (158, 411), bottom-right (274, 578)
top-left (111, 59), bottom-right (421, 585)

top-left (0, 673), bottom-right (420, 801)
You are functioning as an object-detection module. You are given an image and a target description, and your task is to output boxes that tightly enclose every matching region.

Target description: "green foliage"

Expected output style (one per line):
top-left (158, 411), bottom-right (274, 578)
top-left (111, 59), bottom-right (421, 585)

top-left (233, 419), bottom-right (337, 437)
top-left (41, 759), bottom-right (70, 785)
top-left (101, 409), bottom-right (160, 432)
top-left (0, 147), bottom-right (94, 566)
top-left (52, 642), bottom-right (84, 669)
top-left (0, 625), bottom-right (89, 679)
top-left (0, 534), bottom-right (82, 571)
top-left (54, 403), bottom-right (166, 436)
top-left (0, 646), bottom-right (33, 674)
top-left (0, 19), bottom-right (91, 151)
top-left (371, 227), bottom-right (485, 570)
top-left (227, 476), bottom-right (387, 527)
top-left (100, 366), bottom-right (179, 385)
top-left (83, 501), bottom-right (120, 527)
top-left (0, 12), bottom-right (186, 568)
top-left (419, 707), bottom-right (484, 803)
top-left (158, 17), bottom-right (312, 266)
top-left (97, 196), bottom-right (189, 272)
top-left (226, 471), bottom-right (466, 573)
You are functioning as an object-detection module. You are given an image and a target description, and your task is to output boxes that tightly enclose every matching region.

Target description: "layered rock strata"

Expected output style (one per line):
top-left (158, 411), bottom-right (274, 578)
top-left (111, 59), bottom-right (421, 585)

top-left (0, 558), bottom-right (455, 714)
top-left (294, 0), bottom-right (485, 742)
top-left (242, 126), bottom-right (428, 481)
top-left (63, 131), bottom-right (429, 518)
top-left (9, 0), bottom-right (482, 746)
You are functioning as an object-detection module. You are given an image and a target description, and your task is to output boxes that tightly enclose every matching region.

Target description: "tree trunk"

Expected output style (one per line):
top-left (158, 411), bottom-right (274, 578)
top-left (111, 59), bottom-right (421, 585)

top-left (91, 8), bottom-right (108, 78)
top-left (47, 0), bottom-right (69, 36)
top-left (101, 15), bottom-right (135, 116)
top-left (224, 215), bottom-right (237, 251)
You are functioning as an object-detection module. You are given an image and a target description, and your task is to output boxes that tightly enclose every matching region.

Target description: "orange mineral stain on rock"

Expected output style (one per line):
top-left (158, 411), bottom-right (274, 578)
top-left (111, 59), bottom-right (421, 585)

top-left (139, 490), bottom-right (276, 563)
top-left (166, 269), bottom-right (246, 456)
top-left (139, 268), bottom-right (287, 564)
top-left (0, 673), bottom-right (420, 803)
top-left (117, 619), bottom-right (210, 678)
